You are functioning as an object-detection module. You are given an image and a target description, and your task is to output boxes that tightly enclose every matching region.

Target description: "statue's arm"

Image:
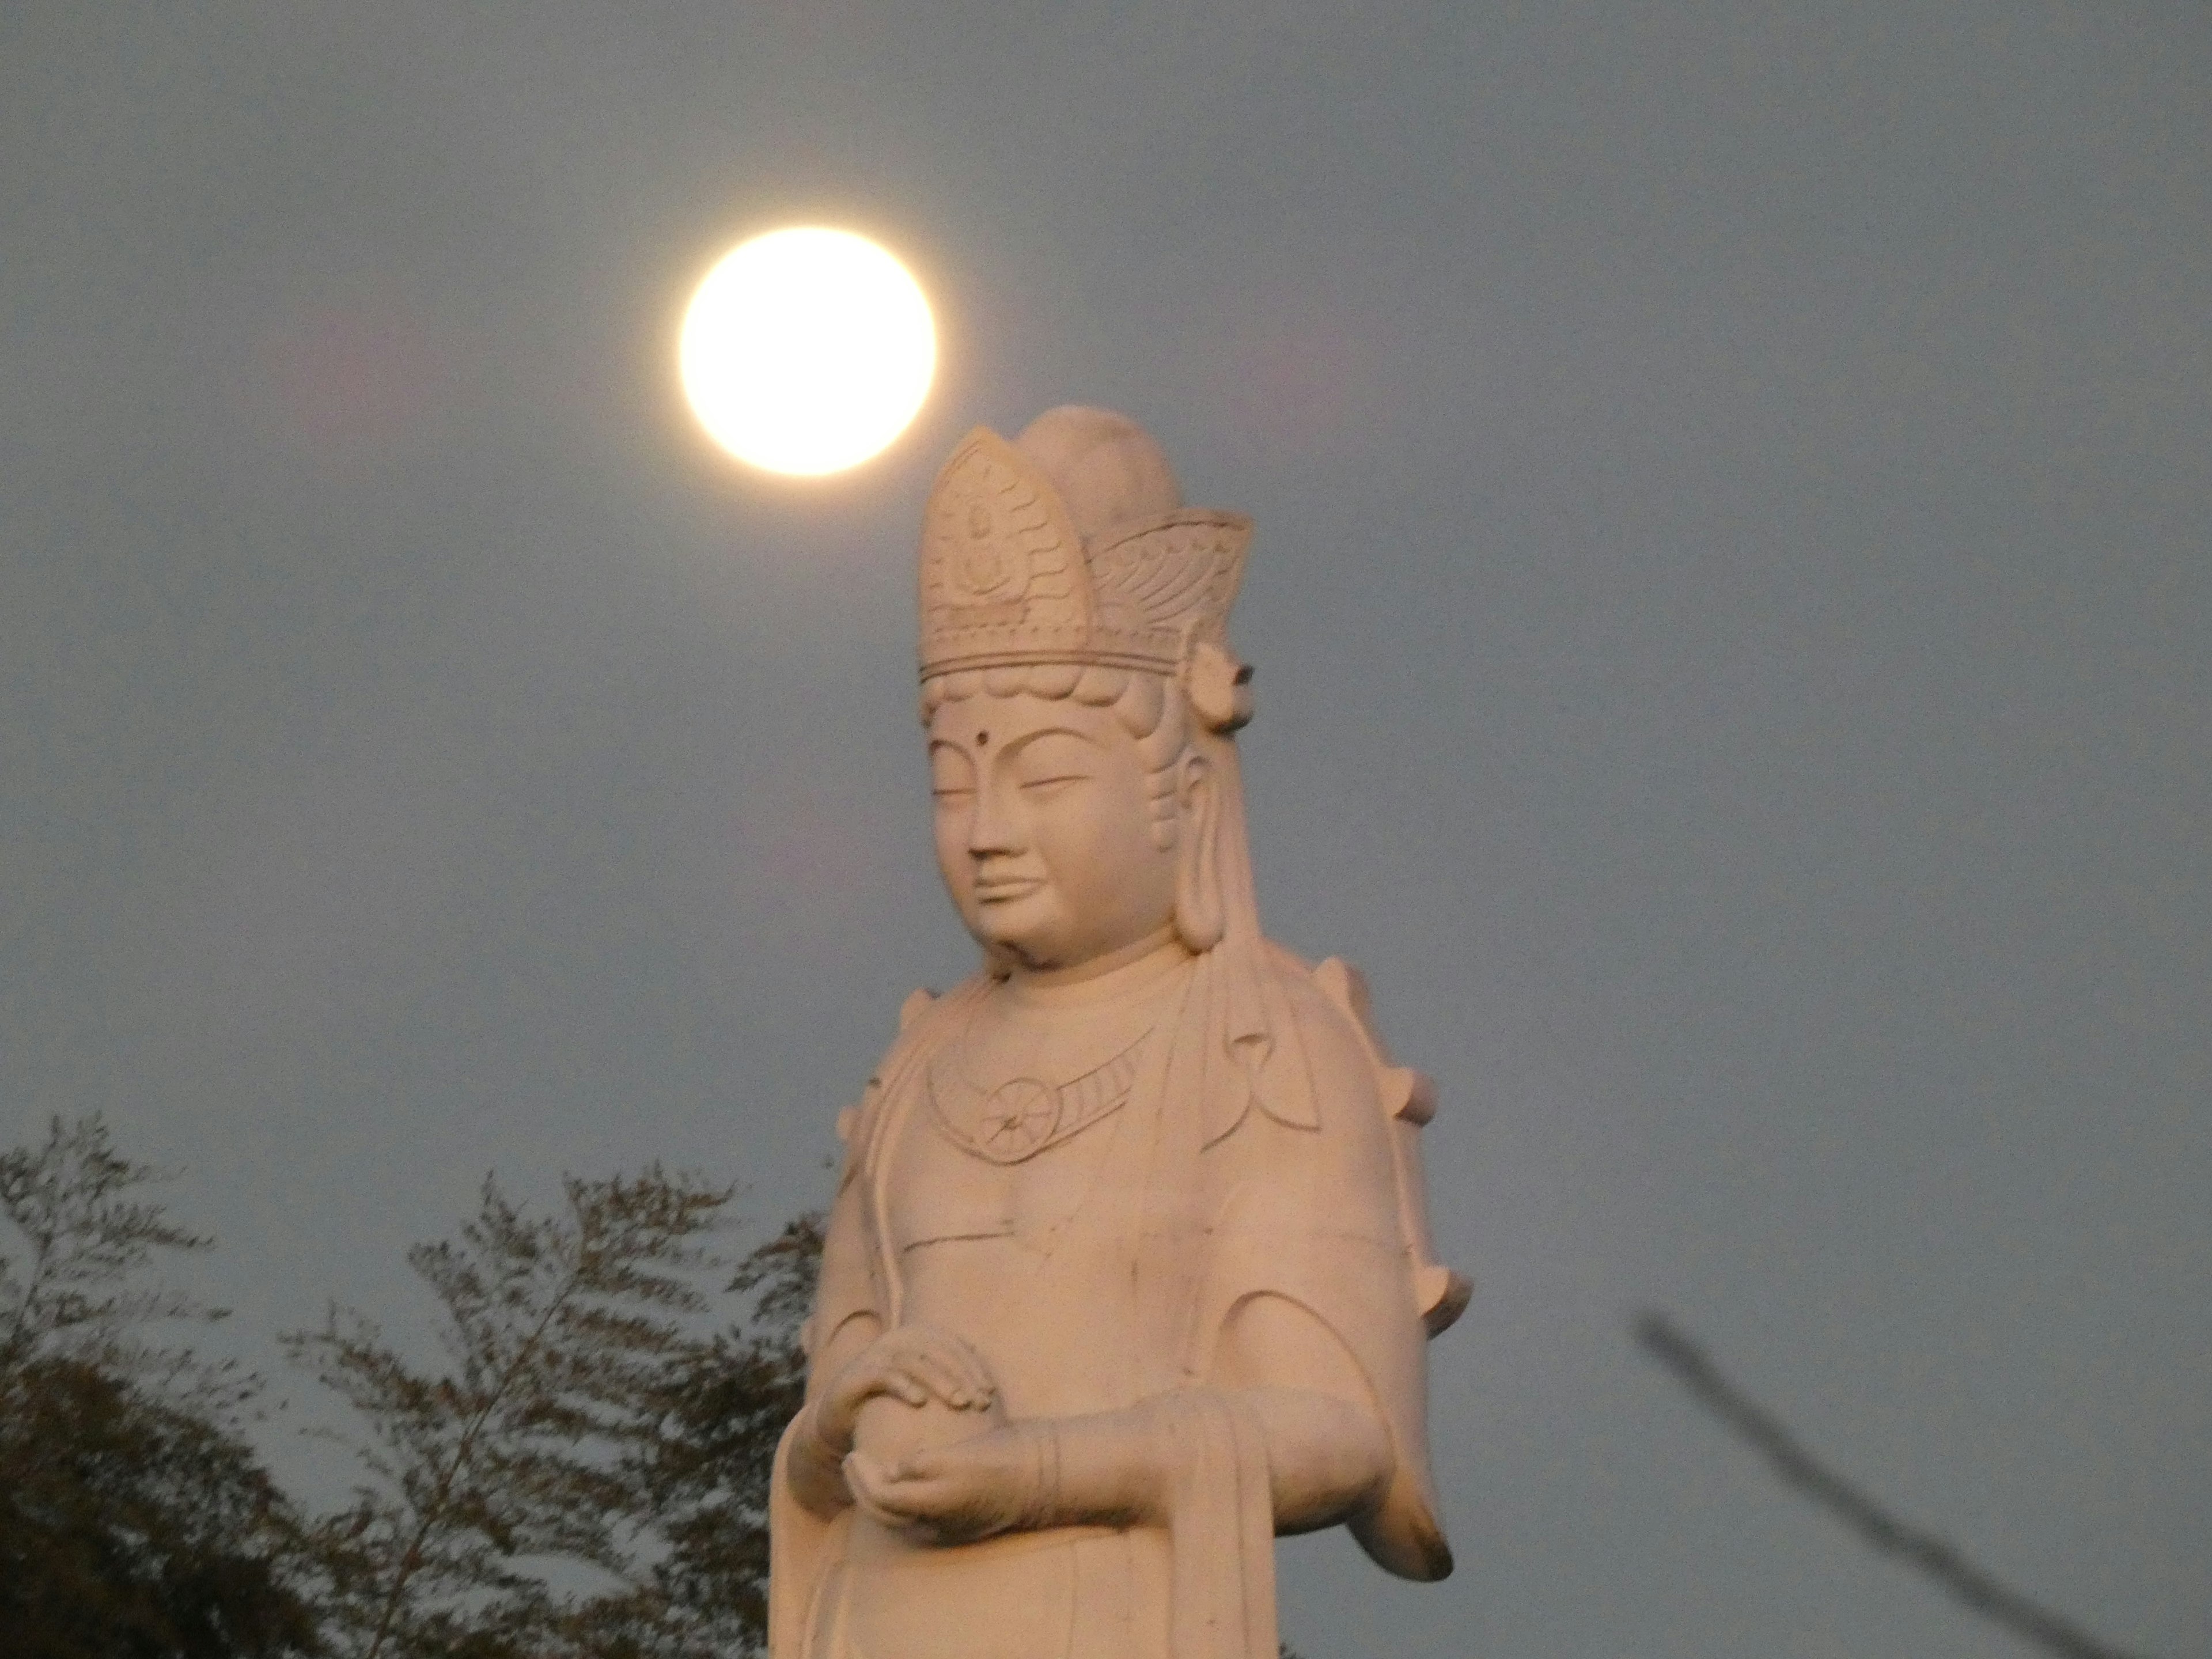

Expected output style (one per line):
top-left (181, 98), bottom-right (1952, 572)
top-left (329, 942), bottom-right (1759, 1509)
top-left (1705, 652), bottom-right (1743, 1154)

top-left (1192, 975), bottom-right (1403, 1532)
top-left (847, 1197), bottom-right (1399, 1541)
top-left (1003, 1293), bottom-right (1389, 1531)
top-left (843, 1298), bottom-right (1388, 1540)
top-left (1206, 1291), bottom-right (1393, 1532)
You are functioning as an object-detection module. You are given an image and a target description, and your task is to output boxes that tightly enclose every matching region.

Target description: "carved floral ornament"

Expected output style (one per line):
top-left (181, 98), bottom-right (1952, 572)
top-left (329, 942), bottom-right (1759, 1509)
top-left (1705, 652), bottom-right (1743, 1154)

top-left (918, 427), bottom-right (1257, 731)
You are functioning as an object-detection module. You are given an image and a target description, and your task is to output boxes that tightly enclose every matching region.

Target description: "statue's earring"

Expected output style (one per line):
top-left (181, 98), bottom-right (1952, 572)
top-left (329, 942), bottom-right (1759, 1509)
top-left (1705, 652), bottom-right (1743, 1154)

top-left (1173, 751), bottom-right (1225, 952)
top-left (1184, 640), bottom-right (1254, 733)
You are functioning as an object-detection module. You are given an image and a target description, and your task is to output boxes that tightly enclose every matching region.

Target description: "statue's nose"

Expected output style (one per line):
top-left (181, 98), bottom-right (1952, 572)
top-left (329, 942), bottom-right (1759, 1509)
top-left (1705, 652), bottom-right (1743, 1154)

top-left (966, 778), bottom-right (1021, 857)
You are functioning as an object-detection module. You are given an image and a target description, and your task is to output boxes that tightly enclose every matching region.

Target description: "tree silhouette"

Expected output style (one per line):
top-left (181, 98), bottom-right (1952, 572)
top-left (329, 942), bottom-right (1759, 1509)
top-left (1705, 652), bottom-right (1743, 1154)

top-left (0, 1117), bottom-right (317, 1658)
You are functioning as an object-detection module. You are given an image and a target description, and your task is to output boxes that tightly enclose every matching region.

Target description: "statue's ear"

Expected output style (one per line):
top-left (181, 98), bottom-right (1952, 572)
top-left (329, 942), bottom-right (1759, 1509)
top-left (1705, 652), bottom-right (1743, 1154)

top-left (1174, 751), bottom-right (1225, 952)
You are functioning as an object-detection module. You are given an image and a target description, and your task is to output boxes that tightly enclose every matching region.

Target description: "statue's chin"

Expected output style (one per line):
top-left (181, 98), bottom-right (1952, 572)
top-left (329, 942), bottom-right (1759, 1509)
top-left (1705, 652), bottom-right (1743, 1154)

top-left (961, 889), bottom-right (1052, 951)
top-left (965, 914), bottom-right (1069, 970)
top-left (984, 923), bottom-right (1185, 983)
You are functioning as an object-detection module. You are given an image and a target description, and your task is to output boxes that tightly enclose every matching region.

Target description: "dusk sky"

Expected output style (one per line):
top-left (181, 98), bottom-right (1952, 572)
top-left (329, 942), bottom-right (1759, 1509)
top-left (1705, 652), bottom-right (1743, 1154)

top-left (3, 5), bottom-right (2206, 1656)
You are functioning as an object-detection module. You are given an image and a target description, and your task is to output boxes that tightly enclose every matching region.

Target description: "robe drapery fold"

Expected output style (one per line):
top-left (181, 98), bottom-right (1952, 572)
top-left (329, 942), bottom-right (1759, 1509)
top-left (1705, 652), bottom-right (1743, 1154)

top-left (768, 1422), bottom-right (839, 1659)
top-left (1161, 1390), bottom-right (1278, 1659)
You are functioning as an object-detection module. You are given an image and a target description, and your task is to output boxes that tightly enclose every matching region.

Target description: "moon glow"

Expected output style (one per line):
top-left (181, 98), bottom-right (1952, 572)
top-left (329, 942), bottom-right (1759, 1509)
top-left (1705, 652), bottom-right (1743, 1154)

top-left (679, 227), bottom-right (936, 477)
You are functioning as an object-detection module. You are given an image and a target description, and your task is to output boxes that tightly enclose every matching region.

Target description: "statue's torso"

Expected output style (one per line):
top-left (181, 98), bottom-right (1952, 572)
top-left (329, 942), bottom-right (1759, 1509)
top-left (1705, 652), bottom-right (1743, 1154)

top-left (838, 959), bottom-right (1195, 1659)
top-left (883, 956), bottom-right (1192, 1416)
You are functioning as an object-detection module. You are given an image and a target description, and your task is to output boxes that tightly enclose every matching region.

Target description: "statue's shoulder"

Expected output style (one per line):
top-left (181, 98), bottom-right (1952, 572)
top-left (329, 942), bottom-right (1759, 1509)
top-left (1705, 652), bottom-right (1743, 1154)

top-left (834, 973), bottom-right (994, 1159)
top-left (1297, 953), bottom-right (1407, 1081)
top-left (1248, 941), bottom-right (1410, 1131)
top-left (1260, 941), bottom-right (1383, 1075)
top-left (1263, 948), bottom-right (1423, 1107)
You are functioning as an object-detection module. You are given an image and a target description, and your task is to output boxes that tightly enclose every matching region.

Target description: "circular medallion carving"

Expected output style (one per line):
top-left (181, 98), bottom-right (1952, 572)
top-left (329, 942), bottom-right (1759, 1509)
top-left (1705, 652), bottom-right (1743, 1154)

top-left (975, 1077), bottom-right (1060, 1162)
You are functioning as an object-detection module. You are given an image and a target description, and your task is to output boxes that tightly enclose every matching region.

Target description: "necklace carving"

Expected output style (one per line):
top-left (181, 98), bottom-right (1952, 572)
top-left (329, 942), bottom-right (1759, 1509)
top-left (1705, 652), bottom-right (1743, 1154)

top-left (928, 1030), bottom-right (1151, 1165)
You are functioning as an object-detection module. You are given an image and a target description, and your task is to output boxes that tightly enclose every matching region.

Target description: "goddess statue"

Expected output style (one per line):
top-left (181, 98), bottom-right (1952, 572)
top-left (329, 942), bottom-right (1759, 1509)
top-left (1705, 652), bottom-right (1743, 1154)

top-left (768, 408), bottom-right (1467, 1659)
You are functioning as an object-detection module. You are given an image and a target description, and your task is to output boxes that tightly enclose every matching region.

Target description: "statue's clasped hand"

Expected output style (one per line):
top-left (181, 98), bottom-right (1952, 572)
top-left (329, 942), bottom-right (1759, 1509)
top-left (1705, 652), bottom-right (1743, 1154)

top-left (846, 1419), bottom-right (1059, 1547)
top-left (809, 1324), bottom-right (1054, 1547)
top-left (812, 1323), bottom-right (997, 1457)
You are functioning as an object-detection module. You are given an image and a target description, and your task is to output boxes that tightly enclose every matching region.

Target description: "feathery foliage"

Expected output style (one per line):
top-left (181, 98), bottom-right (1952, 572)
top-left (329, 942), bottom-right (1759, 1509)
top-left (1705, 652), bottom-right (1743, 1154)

top-left (1, 1113), bottom-right (245, 1408)
top-left (641, 1211), bottom-right (819, 1652)
top-left (289, 1167), bottom-right (817, 1659)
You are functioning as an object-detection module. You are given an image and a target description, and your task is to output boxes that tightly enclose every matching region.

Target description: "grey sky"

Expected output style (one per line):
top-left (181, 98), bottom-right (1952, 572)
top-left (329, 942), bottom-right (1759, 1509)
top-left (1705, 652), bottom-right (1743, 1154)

top-left (3, 3), bottom-right (2207, 1655)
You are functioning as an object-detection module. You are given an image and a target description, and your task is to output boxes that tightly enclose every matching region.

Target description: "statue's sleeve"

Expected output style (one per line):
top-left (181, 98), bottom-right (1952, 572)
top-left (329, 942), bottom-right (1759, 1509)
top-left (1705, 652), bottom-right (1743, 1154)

top-left (800, 1089), bottom-right (887, 1376)
top-left (768, 1081), bottom-right (880, 1659)
top-left (770, 978), bottom-right (991, 1659)
top-left (1189, 955), bottom-right (1463, 1582)
top-left (797, 979), bottom-right (977, 1367)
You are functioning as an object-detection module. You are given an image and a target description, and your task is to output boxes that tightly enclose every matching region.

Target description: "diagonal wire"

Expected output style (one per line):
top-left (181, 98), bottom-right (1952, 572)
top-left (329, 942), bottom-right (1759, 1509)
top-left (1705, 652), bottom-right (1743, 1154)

top-left (1633, 1311), bottom-right (2150, 1659)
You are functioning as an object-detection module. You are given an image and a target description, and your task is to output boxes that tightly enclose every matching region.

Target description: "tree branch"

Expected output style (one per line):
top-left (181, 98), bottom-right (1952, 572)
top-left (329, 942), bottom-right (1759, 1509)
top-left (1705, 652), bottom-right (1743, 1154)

top-left (1633, 1311), bottom-right (2149, 1659)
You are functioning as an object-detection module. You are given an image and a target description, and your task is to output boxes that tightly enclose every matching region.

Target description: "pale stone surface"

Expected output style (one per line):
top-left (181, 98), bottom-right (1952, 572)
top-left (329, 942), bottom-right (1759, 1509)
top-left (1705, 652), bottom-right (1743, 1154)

top-left (770, 408), bottom-right (1468, 1659)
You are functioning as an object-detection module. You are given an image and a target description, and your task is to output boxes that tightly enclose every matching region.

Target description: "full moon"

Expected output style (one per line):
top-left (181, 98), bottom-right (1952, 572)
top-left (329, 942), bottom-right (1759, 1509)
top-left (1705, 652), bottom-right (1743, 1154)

top-left (679, 227), bottom-right (936, 476)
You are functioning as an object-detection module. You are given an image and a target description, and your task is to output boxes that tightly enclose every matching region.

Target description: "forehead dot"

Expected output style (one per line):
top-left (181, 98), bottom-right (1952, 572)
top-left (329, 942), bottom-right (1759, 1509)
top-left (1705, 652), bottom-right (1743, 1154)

top-left (976, 730), bottom-right (990, 747)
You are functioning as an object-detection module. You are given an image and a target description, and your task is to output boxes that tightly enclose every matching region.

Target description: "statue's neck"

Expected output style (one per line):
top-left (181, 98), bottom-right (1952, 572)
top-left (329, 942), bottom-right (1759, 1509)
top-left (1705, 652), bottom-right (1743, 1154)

top-left (1001, 926), bottom-right (1192, 1008)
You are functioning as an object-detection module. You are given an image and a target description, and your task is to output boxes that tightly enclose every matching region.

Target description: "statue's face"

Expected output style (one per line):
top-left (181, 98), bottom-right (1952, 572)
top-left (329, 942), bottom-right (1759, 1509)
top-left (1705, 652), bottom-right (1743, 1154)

top-left (927, 688), bottom-right (1182, 971)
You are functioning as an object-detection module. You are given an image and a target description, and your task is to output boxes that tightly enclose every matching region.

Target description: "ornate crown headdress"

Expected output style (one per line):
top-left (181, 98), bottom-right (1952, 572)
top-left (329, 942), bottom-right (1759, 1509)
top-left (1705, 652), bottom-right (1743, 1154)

top-left (917, 422), bottom-right (1255, 729)
top-left (914, 407), bottom-right (1312, 1136)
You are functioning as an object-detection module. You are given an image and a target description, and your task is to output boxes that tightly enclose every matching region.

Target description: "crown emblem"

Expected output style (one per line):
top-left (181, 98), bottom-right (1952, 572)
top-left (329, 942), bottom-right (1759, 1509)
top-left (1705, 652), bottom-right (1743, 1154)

top-left (918, 427), bottom-right (1251, 684)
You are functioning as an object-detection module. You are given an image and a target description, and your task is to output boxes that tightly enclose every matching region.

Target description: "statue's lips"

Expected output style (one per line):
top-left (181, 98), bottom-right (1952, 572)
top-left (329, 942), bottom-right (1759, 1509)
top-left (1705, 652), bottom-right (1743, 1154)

top-left (972, 876), bottom-right (1046, 904)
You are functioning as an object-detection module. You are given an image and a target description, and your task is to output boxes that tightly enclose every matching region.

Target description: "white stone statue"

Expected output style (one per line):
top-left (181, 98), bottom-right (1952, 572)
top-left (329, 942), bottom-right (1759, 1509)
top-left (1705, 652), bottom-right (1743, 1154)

top-left (770, 408), bottom-right (1468, 1659)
